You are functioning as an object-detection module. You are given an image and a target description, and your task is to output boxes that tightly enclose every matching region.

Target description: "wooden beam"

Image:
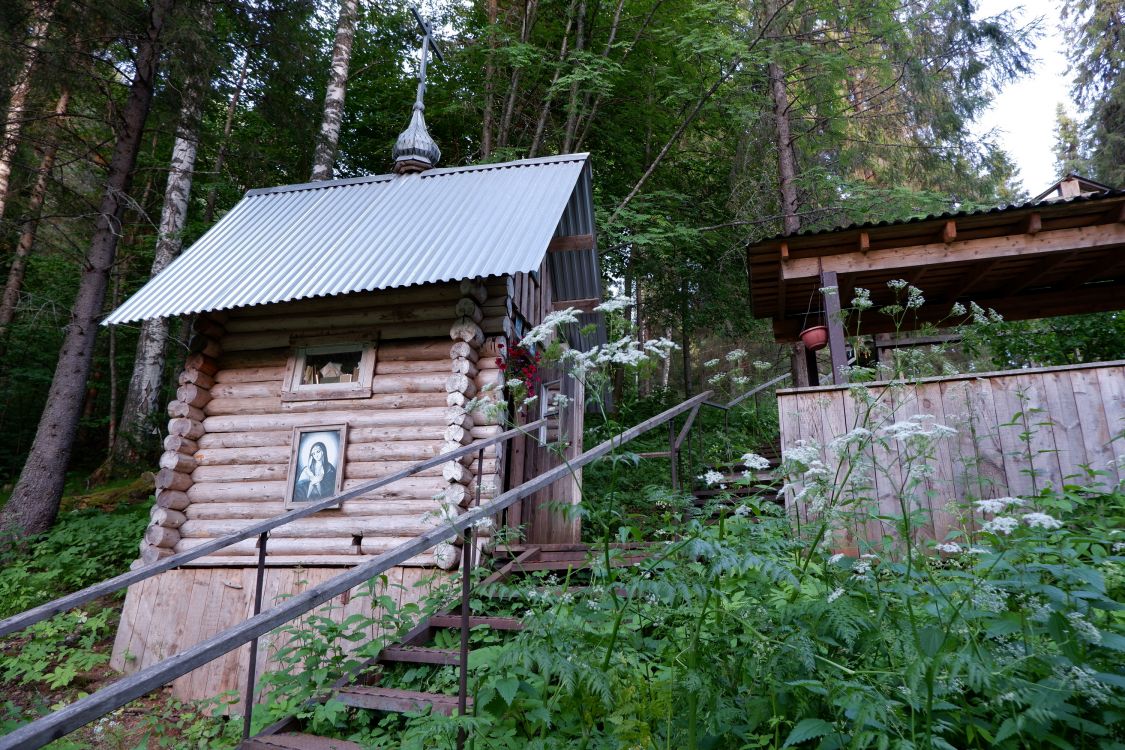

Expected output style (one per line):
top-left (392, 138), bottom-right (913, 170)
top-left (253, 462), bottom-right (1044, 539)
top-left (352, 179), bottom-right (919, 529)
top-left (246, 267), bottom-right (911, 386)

top-left (820, 270), bottom-right (848, 385)
top-left (942, 220), bottom-right (957, 244)
top-left (773, 280), bottom-right (1125, 340)
top-left (1008, 251), bottom-right (1075, 294)
top-left (858, 232), bottom-right (870, 253)
top-left (782, 223), bottom-right (1125, 280)
top-left (1059, 251), bottom-right (1125, 291)
top-left (1024, 212), bottom-right (1042, 235)
top-left (780, 241), bottom-right (789, 260)
top-left (553, 297), bottom-right (599, 312)
top-left (547, 234), bottom-right (595, 253)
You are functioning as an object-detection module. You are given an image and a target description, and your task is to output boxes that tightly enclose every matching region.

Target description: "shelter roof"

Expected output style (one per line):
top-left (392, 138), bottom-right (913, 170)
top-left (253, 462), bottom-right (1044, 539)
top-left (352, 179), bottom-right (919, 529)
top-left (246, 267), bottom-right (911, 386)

top-left (747, 188), bottom-right (1125, 341)
top-left (105, 154), bottom-right (600, 324)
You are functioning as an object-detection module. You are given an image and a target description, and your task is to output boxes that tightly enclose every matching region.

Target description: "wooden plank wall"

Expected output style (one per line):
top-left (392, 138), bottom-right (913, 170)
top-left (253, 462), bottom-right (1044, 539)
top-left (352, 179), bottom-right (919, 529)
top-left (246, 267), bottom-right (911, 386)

top-left (507, 260), bottom-right (584, 544)
top-left (109, 566), bottom-right (446, 709)
top-left (778, 361), bottom-right (1125, 550)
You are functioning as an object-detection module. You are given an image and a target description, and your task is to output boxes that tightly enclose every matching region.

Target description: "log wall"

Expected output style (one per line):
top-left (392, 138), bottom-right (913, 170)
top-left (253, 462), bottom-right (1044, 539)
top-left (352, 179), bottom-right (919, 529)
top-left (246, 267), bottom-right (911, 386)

top-left (778, 361), bottom-right (1125, 551)
top-left (135, 279), bottom-right (511, 566)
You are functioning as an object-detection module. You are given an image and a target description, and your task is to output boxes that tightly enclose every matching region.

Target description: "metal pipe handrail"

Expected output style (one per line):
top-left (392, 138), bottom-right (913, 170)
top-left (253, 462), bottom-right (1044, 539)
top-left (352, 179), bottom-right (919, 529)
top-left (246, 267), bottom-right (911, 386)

top-left (0, 415), bottom-right (551, 639)
top-left (703, 371), bottom-right (790, 411)
top-left (0, 391), bottom-right (712, 750)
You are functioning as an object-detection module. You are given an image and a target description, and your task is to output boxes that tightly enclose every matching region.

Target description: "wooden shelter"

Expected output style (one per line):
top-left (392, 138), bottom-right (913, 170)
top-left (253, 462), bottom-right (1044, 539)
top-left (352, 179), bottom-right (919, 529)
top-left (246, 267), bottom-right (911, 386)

top-left (103, 152), bottom-right (604, 701)
top-left (747, 179), bottom-right (1125, 552)
top-left (748, 180), bottom-right (1125, 385)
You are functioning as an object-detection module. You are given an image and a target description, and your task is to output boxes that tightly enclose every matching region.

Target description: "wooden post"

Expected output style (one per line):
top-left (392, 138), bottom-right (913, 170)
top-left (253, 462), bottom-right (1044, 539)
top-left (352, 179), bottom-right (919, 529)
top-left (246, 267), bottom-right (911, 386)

top-left (820, 270), bottom-right (848, 385)
top-left (791, 342), bottom-right (810, 388)
top-left (804, 346), bottom-right (820, 387)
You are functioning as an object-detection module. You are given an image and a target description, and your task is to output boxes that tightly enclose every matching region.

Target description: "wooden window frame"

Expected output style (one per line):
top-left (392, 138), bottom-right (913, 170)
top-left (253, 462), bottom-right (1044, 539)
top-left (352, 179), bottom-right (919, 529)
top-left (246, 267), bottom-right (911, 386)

top-left (282, 337), bottom-right (378, 402)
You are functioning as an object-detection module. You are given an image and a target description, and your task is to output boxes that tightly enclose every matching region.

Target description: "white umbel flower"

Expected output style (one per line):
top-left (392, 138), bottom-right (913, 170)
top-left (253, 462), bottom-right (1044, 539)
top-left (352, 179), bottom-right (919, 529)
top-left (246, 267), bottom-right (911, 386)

top-left (1023, 512), bottom-right (1062, 530)
top-left (982, 516), bottom-right (1019, 535)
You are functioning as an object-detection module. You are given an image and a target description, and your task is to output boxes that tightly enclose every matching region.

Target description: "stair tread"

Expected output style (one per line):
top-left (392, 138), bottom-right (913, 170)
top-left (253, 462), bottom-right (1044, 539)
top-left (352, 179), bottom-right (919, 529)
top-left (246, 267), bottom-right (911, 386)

top-left (241, 732), bottom-right (362, 750)
top-left (337, 685), bottom-right (470, 716)
top-left (379, 645), bottom-right (460, 665)
top-left (430, 614), bottom-right (525, 631)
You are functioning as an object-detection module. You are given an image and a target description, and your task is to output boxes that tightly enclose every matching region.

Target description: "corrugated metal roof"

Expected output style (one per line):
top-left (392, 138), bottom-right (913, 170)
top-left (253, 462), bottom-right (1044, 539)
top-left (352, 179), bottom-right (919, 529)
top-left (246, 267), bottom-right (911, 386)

top-left (105, 154), bottom-right (598, 325)
top-left (755, 187), bottom-right (1125, 244)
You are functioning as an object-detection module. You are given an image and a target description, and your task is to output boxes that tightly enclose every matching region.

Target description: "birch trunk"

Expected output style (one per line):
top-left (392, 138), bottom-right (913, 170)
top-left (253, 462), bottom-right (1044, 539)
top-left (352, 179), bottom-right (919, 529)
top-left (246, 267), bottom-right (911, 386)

top-left (0, 0), bottom-right (175, 540)
top-left (0, 0), bottom-right (57, 225)
top-left (113, 68), bottom-right (207, 467)
top-left (0, 87), bottom-right (68, 337)
top-left (310, 0), bottom-right (358, 181)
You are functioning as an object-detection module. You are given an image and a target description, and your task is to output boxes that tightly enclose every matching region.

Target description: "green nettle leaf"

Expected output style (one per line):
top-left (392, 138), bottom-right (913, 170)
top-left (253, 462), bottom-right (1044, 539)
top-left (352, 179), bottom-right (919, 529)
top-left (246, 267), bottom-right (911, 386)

top-left (495, 677), bottom-right (520, 706)
top-left (782, 718), bottom-right (835, 747)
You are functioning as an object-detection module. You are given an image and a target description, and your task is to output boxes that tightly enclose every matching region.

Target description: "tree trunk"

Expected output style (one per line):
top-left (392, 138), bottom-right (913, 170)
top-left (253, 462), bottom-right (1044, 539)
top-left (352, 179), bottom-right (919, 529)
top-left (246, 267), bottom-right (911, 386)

top-left (481, 0), bottom-right (498, 158)
top-left (0, 0), bottom-right (57, 225)
top-left (765, 0), bottom-right (799, 234)
top-left (769, 60), bottom-right (799, 234)
top-left (0, 87), bottom-right (68, 337)
top-left (113, 29), bottom-right (211, 470)
top-left (528, 0), bottom-right (577, 157)
top-left (498, 0), bottom-right (538, 148)
top-left (560, 0), bottom-right (587, 153)
top-left (204, 52), bottom-right (249, 224)
top-left (310, 0), bottom-right (358, 181)
top-left (0, 0), bottom-right (175, 540)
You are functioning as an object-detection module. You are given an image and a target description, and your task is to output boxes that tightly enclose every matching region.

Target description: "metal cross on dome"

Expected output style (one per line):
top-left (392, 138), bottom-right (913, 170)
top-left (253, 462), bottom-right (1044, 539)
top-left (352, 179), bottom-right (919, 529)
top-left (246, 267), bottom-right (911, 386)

top-left (410, 6), bottom-right (444, 112)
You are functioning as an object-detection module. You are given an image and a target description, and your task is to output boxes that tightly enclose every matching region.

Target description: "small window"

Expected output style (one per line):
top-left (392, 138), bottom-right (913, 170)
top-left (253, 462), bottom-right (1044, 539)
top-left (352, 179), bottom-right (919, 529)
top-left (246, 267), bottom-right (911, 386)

top-left (300, 349), bottom-right (363, 385)
top-left (283, 341), bottom-right (376, 401)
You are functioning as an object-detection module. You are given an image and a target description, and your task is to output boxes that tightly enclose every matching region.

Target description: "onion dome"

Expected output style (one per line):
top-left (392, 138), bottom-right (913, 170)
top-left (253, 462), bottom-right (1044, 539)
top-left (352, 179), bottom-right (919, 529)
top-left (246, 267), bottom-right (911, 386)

top-left (392, 104), bottom-right (440, 174)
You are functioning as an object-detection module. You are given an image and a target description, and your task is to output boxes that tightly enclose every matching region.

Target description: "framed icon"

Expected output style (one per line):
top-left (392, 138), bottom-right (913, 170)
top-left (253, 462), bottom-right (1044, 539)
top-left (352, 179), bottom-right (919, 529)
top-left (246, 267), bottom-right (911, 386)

top-left (285, 424), bottom-right (347, 508)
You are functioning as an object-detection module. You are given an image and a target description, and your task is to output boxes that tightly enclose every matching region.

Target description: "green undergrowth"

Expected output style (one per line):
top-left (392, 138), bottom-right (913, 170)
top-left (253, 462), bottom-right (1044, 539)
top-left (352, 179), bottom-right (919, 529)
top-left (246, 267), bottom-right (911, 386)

top-left (240, 479), bottom-right (1125, 750)
top-left (0, 481), bottom-right (152, 742)
top-left (580, 389), bottom-right (779, 541)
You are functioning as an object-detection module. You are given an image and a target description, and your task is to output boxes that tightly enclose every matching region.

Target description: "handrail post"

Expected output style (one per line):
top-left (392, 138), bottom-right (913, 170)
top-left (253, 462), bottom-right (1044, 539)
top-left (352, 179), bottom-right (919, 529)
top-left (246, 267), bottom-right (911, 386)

top-left (668, 421), bottom-right (679, 490)
top-left (243, 531), bottom-right (268, 741)
top-left (457, 448), bottom-right (484, 749)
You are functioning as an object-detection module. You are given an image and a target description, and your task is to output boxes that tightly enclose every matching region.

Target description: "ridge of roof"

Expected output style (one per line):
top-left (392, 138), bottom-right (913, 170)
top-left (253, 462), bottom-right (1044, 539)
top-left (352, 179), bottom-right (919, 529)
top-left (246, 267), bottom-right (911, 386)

top-left (246, 153), bottom-right (591, 198)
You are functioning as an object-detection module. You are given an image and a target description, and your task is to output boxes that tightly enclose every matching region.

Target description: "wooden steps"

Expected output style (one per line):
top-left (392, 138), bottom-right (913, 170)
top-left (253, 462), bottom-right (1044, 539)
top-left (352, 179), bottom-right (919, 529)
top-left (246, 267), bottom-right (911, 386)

top-left (242, 543), bottom-right (626, 748)
top-left (429, 615), bottom-right (524, 631)
top-left (378, 645), bottom-right (460, 665)
top-left (241, 733), bottom-right (362, 750)
top-left (335, 685), bottom-right (469, 716)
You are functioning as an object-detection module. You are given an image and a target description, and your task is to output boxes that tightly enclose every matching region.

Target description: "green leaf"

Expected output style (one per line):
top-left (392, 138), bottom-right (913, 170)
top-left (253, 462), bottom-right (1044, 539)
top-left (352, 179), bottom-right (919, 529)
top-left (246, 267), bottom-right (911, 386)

top-left (495, 677), bottom-right (520, 706)
top-left (1098, 631), bottom-right (1125, 652)
top-left (782, 718), bottom-right (834, 747)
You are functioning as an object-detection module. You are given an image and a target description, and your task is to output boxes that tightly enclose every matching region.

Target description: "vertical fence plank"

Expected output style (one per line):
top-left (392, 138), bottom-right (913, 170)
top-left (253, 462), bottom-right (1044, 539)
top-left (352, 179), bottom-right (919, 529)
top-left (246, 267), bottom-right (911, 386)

top-left (1070, 368), bottom-right (1119, 487)
top-left (776, 390), bottom-right (803, 527)
top-left (918, 382), bottom-right (959, 545)
top-left (1095, 365), bottom-right (1125, 473)
top-left (1043, 371), bottom-right (1088, 485)
top-left (989, 375), bottom-right (1038, 499)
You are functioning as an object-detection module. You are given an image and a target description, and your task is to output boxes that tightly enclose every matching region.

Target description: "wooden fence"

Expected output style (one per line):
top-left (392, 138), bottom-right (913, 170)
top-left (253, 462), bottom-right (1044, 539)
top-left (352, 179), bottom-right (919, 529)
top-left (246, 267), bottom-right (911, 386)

top-left (777, 360), bottom-right (1125, 550)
